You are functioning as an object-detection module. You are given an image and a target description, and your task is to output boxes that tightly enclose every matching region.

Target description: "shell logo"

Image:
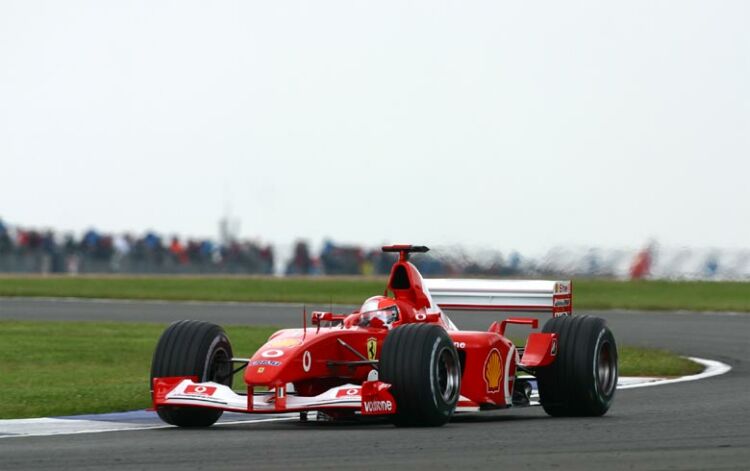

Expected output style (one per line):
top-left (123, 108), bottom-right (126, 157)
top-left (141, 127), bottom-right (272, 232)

top-left (483, 348), bottom-right (503, 393)
top-left (268, 338), bottom-right (302, 348)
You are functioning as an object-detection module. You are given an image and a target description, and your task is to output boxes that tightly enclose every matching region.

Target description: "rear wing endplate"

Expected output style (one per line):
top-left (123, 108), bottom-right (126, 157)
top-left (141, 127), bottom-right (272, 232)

top-left (424, 279), bottom-right (572, 316)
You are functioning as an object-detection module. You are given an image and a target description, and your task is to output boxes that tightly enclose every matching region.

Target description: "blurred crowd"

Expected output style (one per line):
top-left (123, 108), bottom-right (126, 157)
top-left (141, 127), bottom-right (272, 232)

top-left (285, 240), bottom-right (522, 277)
top-left (0, 219), bottom-right (273, 274)
top-left (1, 218), bottom-right (748, 280)
top-left (0, 218), bottom-right (524, 277)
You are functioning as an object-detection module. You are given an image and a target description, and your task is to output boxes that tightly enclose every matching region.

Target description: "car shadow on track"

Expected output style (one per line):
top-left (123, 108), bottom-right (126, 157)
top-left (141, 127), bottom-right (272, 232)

top-left (145, 410), bottom-right (553, 433)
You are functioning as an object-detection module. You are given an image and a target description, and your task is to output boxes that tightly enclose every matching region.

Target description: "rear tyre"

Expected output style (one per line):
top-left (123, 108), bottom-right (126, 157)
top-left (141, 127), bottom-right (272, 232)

top-left (537, 315), bottom-right (618, 416)
top-left (380, 324), bottom-right (461, 427)
top-left (150, 320), bottom-right (234, 427)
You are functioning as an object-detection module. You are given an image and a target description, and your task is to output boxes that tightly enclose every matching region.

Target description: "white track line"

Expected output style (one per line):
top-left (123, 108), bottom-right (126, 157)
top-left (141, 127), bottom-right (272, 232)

top-left (0, 416), bottom-right (297, 439)
top-left (617, 357), bottom-right (731, 389)
top-left (0, 356), bottom-right (732, 439)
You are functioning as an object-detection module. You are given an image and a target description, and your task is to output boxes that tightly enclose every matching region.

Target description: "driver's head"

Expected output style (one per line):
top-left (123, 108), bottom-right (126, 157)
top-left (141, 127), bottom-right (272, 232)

top-left (358, 296), bottom-right (399, 328)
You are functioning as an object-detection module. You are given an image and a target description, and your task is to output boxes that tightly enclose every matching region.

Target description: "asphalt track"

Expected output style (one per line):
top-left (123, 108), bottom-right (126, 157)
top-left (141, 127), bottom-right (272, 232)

top-left (1, 298), bottom-right (749, 470)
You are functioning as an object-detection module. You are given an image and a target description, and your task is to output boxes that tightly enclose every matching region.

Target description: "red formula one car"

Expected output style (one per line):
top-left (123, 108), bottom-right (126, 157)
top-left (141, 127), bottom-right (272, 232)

top-left (151, 245), bottom-right (618, 427)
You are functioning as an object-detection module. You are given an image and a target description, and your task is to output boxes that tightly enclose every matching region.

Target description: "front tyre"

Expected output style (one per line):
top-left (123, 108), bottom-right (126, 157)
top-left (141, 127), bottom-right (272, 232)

top-left (537, 315), bottom-right (618, 416)
top-left (380, 324), bottom-right (461, 427)
top-left (150, 320), bottom-right (234, 427)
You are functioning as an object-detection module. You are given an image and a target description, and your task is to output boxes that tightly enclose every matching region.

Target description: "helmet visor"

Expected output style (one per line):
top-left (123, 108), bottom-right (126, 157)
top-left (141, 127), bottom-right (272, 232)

top-left (359, 305), bottom-right (399, 326)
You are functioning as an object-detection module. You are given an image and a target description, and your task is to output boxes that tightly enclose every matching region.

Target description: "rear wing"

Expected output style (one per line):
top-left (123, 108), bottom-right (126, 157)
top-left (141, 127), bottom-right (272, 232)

top-left (424, 279), bottom-right (572, 317)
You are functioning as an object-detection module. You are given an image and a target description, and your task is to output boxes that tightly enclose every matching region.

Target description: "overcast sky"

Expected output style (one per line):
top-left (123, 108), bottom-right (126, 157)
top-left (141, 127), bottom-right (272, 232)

top-left (1, 1), bottom-right (748, 255)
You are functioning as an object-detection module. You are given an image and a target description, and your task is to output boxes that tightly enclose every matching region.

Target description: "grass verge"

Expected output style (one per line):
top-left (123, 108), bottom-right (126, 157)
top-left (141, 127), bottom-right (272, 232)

top-left (1, 276), bottom-right (749, 311)
top-left (0, 321), bottom-right (276, 420)
top-left (0, 320), bottom-right (703, 419)
top-left (0, 277), bottom-right (385, 305)
top-left (618, 346), bottom-right (703, 377)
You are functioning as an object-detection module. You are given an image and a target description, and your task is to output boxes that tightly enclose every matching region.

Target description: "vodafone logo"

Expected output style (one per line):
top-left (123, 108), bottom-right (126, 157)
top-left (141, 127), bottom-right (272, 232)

top-left (184, 384), bottom-right (217, 396)
top-left (336, 387), bottom-right (361, 398)
top-left (302, 351), bottom-right (312, 372)
top-left (261, 349), bottom-right (284, 358)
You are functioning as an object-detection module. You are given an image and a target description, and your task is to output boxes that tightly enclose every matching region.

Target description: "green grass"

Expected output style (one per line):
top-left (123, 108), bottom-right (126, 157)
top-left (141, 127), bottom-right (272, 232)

top-left (0, 320), bottom-right (703, 419)
top-left (0, 321), bottom-right (276, 419)
top-left (1, 276), bottom-right (749, 311)
top-left (0, 276), bottom-right (385, 305)
top-left (575, 279), bottom-right (750, 312)
top-left (619, 346), bottom-right (703, 377)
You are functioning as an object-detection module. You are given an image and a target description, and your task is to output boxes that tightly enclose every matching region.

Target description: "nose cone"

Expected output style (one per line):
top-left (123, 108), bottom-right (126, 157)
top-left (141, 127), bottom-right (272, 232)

top-left (243, 328), bottom-right (386, 388)
top-left (244, 333), bottom-right (305, 385)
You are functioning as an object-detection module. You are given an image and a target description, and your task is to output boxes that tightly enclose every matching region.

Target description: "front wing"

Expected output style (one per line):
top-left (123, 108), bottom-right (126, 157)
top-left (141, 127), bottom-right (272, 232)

top-left (152, 377), bottom-right (398, 415)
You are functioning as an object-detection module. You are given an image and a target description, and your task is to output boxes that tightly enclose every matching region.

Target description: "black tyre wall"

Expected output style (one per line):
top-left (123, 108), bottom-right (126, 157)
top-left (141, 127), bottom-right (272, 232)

top-left (380, 323), bottom-right (461, 427)
top-left (150, 320), bottom-right (233, 427)
top-left (537, 315), bottom-right (618, 417)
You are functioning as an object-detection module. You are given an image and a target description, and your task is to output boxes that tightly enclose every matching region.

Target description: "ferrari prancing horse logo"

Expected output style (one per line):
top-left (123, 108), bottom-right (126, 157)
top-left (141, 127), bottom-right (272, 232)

top-left (366, 337), bottom-right (377, 361)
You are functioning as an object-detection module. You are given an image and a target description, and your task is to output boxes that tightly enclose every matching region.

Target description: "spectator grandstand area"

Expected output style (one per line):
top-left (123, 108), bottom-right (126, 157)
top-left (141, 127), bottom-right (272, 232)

top-left (0, 217), bottom-right (748, 280)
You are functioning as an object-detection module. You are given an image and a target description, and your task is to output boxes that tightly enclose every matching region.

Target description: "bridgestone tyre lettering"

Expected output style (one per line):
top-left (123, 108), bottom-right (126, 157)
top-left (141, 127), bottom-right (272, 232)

top-left (380, 324), bottom-right (461, 427)
top-left (537, 315), bottom-right (618, 416)
top-left (150, 320), bottom-right (234, 427)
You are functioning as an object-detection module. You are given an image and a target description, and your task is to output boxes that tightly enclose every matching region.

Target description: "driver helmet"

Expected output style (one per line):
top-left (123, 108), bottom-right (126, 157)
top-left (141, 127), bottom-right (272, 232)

top-left (358, 296), bottom-right (399, 328)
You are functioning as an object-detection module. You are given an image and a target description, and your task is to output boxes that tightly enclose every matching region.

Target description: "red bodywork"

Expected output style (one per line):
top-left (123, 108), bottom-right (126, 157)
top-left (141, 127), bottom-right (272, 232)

top-left (153, 245), bottom-right (561, 417)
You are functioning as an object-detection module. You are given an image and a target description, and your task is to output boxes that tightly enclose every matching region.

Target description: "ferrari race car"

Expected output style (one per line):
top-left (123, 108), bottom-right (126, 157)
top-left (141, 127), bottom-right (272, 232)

top-left (151, 245), bottom-right (618, 427)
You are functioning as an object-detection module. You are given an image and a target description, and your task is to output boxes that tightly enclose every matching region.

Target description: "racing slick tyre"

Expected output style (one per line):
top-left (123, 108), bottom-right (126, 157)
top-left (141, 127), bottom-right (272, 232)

top-left (537, 315), bottom-right (618, 417)
top-left (150, 320), bottom-right (234, 427)
top-left (380, 324), bottom-right (461, 427)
